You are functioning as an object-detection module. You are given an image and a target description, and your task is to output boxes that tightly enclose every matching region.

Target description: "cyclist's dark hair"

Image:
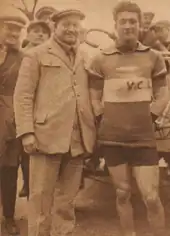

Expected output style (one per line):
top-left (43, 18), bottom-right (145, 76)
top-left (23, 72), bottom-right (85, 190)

top-left (113, 1), bottom-right (142, 23)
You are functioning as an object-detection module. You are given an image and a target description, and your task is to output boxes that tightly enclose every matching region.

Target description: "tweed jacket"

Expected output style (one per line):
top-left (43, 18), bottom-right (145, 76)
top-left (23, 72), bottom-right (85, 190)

top-left (14, 38), bottom-right (96, 154)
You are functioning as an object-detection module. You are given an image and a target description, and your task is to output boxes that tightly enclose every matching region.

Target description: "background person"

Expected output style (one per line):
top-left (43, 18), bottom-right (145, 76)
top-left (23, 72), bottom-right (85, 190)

top-left (0, 15), bottom-right (26, 235)
top-left (24, 20), bottom-right (51, 50)
top-left (19, 20), bottom-right (51, 198)
top-left (35, 6), bottom-right (58, 31)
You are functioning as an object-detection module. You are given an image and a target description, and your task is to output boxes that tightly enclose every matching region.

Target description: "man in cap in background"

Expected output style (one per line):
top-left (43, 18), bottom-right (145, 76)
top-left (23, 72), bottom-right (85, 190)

top-left (2, 16), bottom-right (26, 50)
top-left (139, 11), bottom-right (155, 43)
top-left (14, 9), bottom-right (96, 236)
top-left (24, 20), bottom-right (51, 51)
top-left (142, 11), bottom-right (155, 30)
top-left (0, 15), bottom-right (26, 235)
top-left (148, 20), bottom-right (170, 185)
top-left (35, 6), bottom-right (58, 30)
top-left (35, 6), bottom-right (57, 21)
top-left (147, 20), bottom-right (170, 50)
top-left (22, 6), bottom-right (56, 48)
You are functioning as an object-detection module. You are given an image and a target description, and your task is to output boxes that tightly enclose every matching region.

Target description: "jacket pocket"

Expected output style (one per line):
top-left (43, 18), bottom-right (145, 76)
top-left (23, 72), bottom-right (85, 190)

top-left (35, 113), bottom-right (47, 124)
top-left (40, 58), bottom-right (62, 78)
top-left (40, 57), bottom-right (62, 68)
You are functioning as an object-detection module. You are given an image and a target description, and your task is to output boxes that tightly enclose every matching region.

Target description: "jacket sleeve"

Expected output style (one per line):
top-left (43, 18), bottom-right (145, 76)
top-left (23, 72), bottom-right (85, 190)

top-left (150, 51), bottom-right (169, 118)
top-left (87, 54), bottom-right (104, 118)
top-left (14, 51), bottom-right (40, 138)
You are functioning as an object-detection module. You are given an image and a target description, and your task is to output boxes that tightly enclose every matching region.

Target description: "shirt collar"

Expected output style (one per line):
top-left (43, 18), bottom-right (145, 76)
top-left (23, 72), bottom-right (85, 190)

top-left (102, 41), bottom-right (150, 55)
top-left (54, 36), bottom-right (79, 55)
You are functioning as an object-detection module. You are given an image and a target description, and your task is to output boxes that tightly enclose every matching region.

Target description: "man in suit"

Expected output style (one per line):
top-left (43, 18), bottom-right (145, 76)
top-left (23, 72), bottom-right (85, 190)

top-left (14, 9), bottom-right (96, 236)
top-left (0, 15), bottom-right (26, 235)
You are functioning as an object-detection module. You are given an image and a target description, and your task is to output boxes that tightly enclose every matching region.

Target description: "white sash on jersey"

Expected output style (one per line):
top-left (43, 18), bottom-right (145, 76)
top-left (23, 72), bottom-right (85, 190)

top-left (103, 76), bottom-right (152, 103)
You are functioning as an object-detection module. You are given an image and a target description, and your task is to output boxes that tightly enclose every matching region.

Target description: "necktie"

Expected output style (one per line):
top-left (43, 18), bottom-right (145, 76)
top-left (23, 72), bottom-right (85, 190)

top-left (68, 48), bottom-right (75, 66)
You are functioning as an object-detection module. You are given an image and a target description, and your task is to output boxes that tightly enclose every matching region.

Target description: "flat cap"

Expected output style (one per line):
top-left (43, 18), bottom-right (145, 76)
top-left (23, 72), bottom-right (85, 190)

top-left (35, 6), bottom-right (58, 20)
top-left (27, 20), bottom-right (51, 36)
top-left (0, 15), bottom-right (26, 28)
top-left (150, 20), bottom-right (170, 30)
top-left (143, 11), bottom-right (155, 17)
top-left (51, 9), bottom-right (85, 22)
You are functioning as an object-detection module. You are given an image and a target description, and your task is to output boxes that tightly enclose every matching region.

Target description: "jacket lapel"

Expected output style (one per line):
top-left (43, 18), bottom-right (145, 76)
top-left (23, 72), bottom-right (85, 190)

top-left (47, 39), bottom-right (73, 70)
top-left (47, 39), bottom-right (83, 71)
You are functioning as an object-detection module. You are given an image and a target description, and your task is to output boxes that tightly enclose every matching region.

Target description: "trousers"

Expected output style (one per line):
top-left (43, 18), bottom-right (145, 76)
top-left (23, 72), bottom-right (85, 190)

top-left (29, 152), bottom-right (84, 236)
top-left (20, 150), bottom-right (30, 195)
top-left (0, 166), bottom-right (18, 218)
top-left (0, 139), bottom-right (21, 219)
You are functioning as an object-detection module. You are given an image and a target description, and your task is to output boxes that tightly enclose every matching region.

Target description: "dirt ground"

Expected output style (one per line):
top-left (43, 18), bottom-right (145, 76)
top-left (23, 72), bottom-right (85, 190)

top-left (1, 172), bottom-right (170, 236)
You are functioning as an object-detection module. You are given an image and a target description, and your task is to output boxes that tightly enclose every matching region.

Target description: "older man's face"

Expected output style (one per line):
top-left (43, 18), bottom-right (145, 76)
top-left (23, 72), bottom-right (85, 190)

top-left (54, 15), bottom-right (81, 45)
top-left (4, 23), bottom-right (22, 46)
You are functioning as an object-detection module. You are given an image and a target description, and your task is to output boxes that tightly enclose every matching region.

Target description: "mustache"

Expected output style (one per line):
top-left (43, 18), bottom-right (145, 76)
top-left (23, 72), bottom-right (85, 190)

top-left (7, 35), bottom-right (19, 39)
top-left (123, 29), bottom-right (134, 33)
top-left (65, 32), bottom-right (77, 36)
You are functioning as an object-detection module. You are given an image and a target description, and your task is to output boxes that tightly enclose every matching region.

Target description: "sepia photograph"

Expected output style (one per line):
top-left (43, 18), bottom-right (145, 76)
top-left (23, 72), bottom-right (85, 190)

top-left (0, 0), bottom-right (170, 235)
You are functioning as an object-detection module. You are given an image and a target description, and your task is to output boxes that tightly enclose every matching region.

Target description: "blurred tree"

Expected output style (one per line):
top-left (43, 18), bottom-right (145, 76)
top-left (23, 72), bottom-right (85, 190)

top-left (12, 0), bottom-right (39, 20)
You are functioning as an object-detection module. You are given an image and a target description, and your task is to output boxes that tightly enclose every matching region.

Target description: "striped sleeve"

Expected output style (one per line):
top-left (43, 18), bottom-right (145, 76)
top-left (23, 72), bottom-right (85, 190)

top-left (87, 54), bottom-right (104, 117)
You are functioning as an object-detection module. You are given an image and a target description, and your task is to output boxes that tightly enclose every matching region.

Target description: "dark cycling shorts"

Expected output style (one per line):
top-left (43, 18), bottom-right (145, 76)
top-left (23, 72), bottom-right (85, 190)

top-left (102, 145), bottom-right (159, 167)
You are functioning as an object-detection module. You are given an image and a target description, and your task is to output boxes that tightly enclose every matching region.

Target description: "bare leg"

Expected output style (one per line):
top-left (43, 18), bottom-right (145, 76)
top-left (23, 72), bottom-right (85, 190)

top-left (133, 165), bottom-right (165, 236)
top-left (108, 164), bottom-right (136, 236)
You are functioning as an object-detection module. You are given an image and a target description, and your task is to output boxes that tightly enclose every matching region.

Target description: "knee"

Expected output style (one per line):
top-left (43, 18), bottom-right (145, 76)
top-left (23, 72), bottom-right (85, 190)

top-left (116, 184), bottom-right (131, 204)
top-left (144, 192), bottom-right (160, 212)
